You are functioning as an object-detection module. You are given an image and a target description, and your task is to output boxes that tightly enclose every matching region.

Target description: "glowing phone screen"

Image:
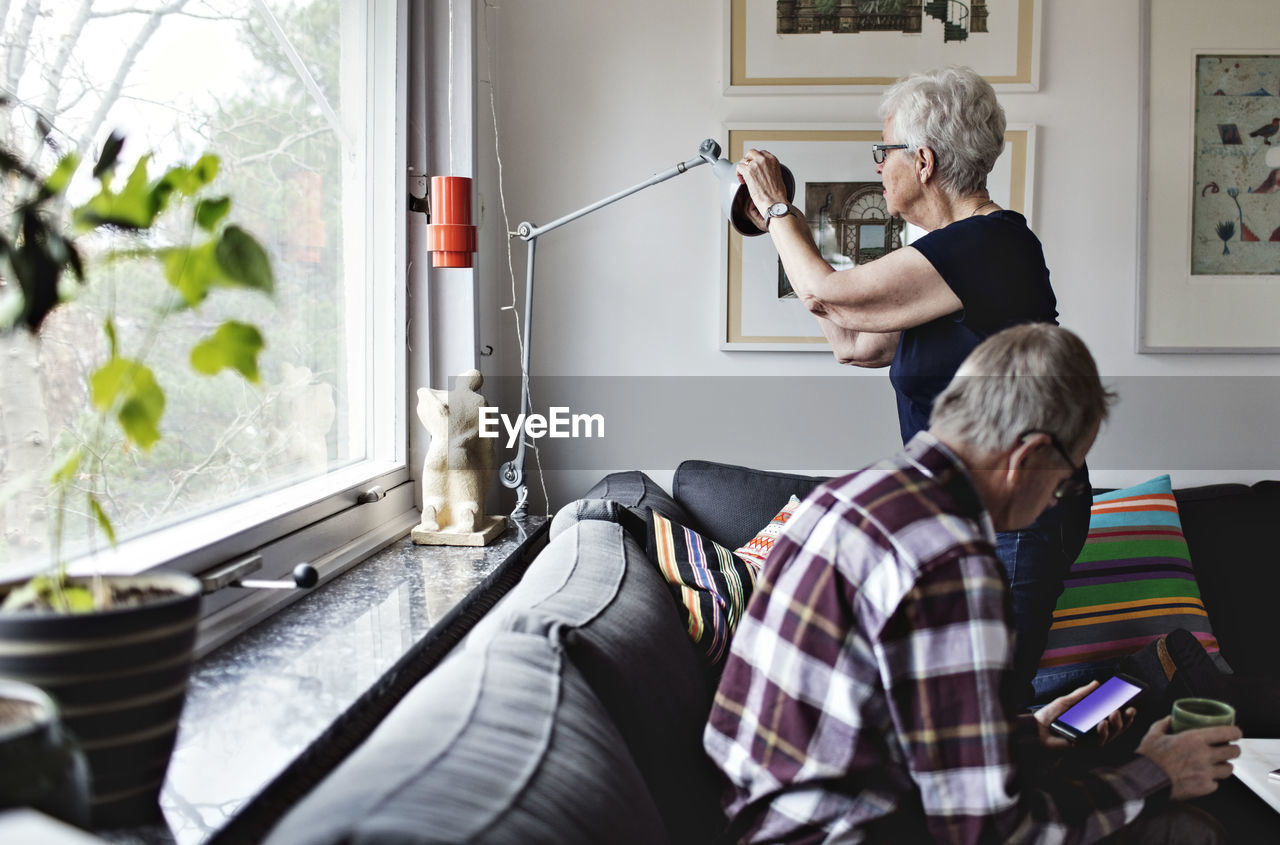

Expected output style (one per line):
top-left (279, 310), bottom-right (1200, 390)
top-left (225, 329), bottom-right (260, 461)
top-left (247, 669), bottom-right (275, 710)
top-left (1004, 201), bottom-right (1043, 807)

top-left (1058, 676), bottom-right (1143, 733)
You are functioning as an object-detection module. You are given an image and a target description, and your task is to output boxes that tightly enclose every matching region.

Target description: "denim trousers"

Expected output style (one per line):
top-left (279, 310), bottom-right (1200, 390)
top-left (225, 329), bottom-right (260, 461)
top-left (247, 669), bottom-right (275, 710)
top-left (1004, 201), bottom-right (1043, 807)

top-left (994, 467), bottom-right (1092, 706)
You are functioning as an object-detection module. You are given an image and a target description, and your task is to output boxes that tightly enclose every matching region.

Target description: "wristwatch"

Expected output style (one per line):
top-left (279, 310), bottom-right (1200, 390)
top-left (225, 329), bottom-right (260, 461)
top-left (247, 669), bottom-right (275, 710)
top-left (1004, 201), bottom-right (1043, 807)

top-left (765, 201), bottom-right (794, 227)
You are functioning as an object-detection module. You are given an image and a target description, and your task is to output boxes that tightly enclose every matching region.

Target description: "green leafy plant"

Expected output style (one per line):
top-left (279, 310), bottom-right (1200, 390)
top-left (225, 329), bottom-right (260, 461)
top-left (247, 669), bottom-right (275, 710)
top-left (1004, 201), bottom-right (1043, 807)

top-left (1215, 220), bottom-right (1235, 255)
top-left (1, 133), bottom-right (273, 612)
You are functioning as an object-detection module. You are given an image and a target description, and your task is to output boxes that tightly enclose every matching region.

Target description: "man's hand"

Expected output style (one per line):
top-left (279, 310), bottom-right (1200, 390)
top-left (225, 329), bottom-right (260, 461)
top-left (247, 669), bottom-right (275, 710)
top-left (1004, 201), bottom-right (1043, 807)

top-left (1136, 716), bottom-right (1242, 800)
top-left (1033, 680), bottom-right (1137, 749)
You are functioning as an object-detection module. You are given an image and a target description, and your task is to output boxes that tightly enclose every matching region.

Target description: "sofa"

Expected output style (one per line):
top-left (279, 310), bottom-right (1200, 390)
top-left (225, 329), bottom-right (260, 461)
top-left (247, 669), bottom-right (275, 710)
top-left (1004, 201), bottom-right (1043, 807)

top-left (259, 460), bottom-right (1280, 844)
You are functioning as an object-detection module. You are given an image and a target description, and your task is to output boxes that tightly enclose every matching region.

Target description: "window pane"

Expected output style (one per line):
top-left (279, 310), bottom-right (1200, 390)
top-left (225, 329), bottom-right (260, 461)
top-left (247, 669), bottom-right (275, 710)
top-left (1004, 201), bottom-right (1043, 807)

top-left (860, 224), bottom-right (886, 250)
top-left (0, 0), bottom-right (380, 572)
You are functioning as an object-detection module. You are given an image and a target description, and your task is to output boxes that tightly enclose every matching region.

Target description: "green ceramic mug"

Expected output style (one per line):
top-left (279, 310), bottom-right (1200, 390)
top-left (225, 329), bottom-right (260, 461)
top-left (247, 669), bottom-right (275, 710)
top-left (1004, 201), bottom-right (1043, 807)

top-left (1170, 697), bottom-right (1236, 733)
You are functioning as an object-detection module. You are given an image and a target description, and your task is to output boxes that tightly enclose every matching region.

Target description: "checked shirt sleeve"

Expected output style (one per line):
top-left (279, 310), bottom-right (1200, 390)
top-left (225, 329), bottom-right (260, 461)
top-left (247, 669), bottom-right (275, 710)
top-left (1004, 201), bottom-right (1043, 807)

top-left (706, 504), bottom-right (920, 843)
top-left (880, 552), bottom-right (1169, 844)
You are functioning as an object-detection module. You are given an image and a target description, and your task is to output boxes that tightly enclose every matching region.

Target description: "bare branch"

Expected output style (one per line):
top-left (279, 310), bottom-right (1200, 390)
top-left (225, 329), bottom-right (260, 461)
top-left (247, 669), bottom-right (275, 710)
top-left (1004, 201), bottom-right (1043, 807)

top-left (173, 9), bottom-right (247, 23)
top-left (23, 0), bottom-right (94, 161)
top-left (3, 0), bottom-right (43, 95)
top-left (34, 0), bottom-right (93, 125)
top-left (158, 387), bottom-right (280, 514)
top-left (74, 0), bottom-right (193, 157)
top-left (0, 1), bottom-right (14, 45)
top-left (87, 3), bottom-right (185, 19)
top-left (90, 7), bottom-right (241, 23)
top-left (234, 125), bottom-right (330, 167)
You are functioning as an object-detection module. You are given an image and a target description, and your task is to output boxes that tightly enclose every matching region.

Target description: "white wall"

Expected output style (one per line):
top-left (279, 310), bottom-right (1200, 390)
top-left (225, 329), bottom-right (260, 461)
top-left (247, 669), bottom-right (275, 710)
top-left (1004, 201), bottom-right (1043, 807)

top-left (475, 0), bottom-right (1280, 512)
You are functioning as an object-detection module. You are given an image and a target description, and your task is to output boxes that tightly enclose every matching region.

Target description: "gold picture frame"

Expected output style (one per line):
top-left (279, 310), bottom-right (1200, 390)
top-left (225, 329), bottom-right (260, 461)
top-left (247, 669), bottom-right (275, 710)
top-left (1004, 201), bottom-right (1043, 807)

top-left (721, 123), bottom-right (1036, 351)
top-left (726, 0), bottom-right (1041, 94)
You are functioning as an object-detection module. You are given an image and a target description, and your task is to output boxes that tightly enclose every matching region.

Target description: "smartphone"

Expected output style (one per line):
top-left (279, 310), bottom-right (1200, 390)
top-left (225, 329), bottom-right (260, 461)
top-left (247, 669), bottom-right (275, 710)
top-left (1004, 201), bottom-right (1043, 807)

top-left (1049, 674), bottom-right (1147, 742)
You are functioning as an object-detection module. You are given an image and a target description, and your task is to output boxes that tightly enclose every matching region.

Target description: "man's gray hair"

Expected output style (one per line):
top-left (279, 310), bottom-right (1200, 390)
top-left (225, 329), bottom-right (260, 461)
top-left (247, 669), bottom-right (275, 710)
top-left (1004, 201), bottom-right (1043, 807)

top-left (930, 324), bottom-right (1116, 455)
top-left (879, 65), bottom-right (1006, 197)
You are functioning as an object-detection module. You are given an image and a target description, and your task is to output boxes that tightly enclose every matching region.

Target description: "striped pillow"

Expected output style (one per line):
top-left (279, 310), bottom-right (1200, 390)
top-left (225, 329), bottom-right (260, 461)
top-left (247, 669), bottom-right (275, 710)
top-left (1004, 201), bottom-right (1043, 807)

top-left (648, 510), bottom-right (762, 672)
top-left (1034, 475), bottom-right (1223, 698)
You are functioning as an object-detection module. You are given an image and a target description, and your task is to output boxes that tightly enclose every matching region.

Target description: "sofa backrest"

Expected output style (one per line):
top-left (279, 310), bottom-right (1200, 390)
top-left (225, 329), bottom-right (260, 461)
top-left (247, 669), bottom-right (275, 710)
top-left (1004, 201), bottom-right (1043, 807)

top-left (267, 510), bottom-right (727, 845)
top-left (263, 628), bottom-right (670, 845)
top-left (672, 460), bottom-right (831, 549)
top-left (1174, 481), bottom-right (1280, 681)
top-left (674, 460), bottom-right (1279, 684)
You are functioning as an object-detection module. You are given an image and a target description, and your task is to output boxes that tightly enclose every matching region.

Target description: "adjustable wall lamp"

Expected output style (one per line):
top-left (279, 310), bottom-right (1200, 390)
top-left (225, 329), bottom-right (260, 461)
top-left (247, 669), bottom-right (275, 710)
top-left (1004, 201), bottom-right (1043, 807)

top-left (498, 138), bottom-right (794, 516)
top-left (422, 175), bottom-right (478, 268)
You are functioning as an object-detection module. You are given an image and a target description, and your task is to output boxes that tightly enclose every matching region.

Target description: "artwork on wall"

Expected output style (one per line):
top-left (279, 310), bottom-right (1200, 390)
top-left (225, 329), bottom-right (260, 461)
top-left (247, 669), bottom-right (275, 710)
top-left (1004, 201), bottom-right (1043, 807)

top-left (776, 180), bottom-right (905, 299)
top-left (725, 0), bottom-right (1041, 93)
top-left (1190, 54), bottom-right (1280, 275)
top-left (1139, 0), bottom-right (1280, 352)
top-left (721, 124), bottom-right (1035, 351)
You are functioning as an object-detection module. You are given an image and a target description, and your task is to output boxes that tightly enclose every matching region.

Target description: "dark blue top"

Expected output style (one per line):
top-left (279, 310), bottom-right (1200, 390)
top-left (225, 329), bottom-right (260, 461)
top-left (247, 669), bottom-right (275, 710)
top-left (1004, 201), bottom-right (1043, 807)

top-left (888, 210), bottom-right (1058, 443)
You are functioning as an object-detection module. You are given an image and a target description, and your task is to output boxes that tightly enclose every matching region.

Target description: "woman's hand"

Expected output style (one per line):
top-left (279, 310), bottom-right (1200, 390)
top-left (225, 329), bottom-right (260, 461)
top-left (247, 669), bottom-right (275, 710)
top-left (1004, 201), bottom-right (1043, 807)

top-left (1033, 680), bottom-right (1137, 750)
top-left (738, 148), bottom-right (790, 229)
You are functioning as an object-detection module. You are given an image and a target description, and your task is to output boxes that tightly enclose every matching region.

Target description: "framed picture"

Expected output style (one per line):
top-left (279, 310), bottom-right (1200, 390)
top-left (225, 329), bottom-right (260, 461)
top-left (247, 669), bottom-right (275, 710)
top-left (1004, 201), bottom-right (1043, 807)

top-left (720, 123), bottom-right (1036, 351)
top-left (1139, 0), bottom-right (1280, 352)
top-left (725, 0), bottom-right (1041, 94)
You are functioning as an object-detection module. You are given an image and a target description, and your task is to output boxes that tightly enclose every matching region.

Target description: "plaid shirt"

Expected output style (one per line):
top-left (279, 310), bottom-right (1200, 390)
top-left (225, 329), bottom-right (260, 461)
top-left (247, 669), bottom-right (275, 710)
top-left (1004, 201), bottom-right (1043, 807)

top-left (704, 433), bottom-right (1169, 844)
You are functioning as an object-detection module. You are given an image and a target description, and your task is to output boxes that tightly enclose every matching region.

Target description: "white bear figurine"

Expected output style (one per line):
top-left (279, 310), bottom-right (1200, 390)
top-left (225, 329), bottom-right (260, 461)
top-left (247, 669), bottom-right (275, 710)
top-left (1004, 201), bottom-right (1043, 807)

top-left (411, 369), bottom-right (505, 546)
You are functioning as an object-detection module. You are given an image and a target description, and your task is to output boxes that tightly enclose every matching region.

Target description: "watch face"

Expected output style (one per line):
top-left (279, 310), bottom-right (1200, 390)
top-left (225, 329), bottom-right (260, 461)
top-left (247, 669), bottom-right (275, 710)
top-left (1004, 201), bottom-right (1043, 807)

top-left (768, 202), bottom-right (790, 218)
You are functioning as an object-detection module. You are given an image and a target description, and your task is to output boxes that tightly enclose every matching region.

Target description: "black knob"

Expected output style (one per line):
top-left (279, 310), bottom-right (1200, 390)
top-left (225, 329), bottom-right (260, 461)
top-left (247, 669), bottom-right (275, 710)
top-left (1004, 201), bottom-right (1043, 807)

top-left (293, 564), bottom-right (319, 588)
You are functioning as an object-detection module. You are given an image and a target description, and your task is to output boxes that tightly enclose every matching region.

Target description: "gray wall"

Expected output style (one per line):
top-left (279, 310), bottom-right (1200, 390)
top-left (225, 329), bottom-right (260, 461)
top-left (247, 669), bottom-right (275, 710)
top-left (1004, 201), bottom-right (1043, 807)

top-left (473, 0), bottom-right (1280, 514)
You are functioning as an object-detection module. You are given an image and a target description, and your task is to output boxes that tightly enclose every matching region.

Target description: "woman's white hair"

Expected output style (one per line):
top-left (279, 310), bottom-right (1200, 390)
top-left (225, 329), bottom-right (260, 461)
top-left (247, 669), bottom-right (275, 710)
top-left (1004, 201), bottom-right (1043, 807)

top-left (930, 323), bottom-right (1116, 457)
top-left (879, 65), bottom-right (1006, 197)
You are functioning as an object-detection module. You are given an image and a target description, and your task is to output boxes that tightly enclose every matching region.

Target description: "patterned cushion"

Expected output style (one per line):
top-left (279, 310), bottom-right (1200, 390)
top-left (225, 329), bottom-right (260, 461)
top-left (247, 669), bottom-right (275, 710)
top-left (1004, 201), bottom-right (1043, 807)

top-left (648, 510), bottom-right (761, 671)
top-left (734, 495), bottom-right (802, 567)
top-left (1035, 475), bottom-right (1224, 697)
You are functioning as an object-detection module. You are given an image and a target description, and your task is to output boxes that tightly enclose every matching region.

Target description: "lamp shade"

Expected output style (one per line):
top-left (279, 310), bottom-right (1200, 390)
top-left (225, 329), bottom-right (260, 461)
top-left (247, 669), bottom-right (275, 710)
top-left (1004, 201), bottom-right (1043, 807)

top-left (709, 157), bottom-right (796, 237)
top-left (425, 176), bottom-right (477, 267)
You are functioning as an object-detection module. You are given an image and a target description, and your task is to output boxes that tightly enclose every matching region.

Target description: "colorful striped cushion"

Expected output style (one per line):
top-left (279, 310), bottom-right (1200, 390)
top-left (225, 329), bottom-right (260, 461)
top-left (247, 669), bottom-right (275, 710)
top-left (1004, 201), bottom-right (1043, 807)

top-left (1034, 475), bottom-right (1222, 697)
top-left (648, 510), bottom-right (762, 672)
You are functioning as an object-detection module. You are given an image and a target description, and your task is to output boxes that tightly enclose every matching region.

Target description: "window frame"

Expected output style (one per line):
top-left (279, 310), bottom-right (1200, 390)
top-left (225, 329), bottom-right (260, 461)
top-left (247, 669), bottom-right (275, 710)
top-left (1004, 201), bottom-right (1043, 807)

top-left (45, 0), bottom-right (415, 657)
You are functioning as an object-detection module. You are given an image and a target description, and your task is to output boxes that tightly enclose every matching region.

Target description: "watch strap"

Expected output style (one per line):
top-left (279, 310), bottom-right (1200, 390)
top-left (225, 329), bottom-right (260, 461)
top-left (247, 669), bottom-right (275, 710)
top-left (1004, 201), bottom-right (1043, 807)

top-left (765, 202), bottom-right (795, 228)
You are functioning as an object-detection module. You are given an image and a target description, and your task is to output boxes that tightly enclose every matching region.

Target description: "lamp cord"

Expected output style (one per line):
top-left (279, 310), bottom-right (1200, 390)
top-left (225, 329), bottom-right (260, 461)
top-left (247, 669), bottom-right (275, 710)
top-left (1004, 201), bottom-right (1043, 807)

top-left (447, 0), bottom-right (455, 177)
top-left (484, 0), bottom-right (549, 517)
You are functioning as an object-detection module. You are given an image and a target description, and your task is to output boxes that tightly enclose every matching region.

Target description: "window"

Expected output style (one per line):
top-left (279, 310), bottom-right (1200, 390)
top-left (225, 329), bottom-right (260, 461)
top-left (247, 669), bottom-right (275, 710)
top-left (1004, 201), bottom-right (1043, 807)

top-left (0, 0), bottom-right (410, 650)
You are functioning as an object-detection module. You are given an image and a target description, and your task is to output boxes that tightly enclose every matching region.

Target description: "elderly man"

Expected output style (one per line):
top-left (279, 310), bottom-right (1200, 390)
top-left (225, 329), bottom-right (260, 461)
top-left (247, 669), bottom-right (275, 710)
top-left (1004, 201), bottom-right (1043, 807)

top-left (705, 324), bottom-right (1239, 844)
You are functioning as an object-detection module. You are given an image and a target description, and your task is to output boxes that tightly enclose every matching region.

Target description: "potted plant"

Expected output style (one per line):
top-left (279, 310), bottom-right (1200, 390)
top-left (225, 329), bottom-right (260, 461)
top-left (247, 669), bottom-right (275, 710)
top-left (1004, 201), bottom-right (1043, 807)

top-left (0, 128), bottom-right (273, 828)
top-left (0, 678), bottom-right (90, 827)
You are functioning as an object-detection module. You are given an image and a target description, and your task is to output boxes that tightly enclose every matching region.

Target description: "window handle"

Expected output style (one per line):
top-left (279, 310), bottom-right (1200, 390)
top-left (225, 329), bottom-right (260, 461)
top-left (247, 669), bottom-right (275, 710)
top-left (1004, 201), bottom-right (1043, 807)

top-left (200, 555), bottom-right (319, 594)
top-left (357, 485), bottom-right (385, 504)
top-left (238, 564), bottom-right (319, 590)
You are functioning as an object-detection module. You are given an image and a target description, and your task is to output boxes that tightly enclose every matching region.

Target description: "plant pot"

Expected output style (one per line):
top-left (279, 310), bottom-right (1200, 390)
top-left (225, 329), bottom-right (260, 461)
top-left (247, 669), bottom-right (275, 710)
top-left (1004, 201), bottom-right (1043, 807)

top-left (0, 572), bottom-right (202, 828)
top-left (0, 678), bottom-right (91, 828)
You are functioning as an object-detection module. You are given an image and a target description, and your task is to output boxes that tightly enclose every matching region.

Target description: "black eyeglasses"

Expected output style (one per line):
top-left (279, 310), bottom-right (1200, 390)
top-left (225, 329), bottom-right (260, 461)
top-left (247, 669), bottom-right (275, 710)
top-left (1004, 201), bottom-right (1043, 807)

top-left (1019, 429), bottom-right (1091, 500)
top-left (871, 143), bottom-right (909, 164)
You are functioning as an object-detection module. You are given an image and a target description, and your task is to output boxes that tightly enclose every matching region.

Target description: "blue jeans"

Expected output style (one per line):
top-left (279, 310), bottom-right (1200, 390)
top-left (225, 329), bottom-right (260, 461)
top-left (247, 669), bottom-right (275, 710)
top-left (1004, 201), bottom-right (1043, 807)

top-left (995, 465), bottom-right (1092, 706)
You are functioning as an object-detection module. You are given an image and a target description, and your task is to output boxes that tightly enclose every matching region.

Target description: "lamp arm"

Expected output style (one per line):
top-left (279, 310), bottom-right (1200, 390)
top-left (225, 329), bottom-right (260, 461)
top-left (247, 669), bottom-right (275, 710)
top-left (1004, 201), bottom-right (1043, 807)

top-left (514, 145), bottom-right (715, 242)
top-left (498, 140), bottom-right (721, 510)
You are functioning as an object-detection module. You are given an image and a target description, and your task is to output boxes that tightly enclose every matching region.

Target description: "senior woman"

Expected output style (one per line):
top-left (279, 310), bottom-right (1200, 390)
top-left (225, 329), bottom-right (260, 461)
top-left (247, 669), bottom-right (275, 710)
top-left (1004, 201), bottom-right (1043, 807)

top-left (737, 65), bottom-right (1089, 704)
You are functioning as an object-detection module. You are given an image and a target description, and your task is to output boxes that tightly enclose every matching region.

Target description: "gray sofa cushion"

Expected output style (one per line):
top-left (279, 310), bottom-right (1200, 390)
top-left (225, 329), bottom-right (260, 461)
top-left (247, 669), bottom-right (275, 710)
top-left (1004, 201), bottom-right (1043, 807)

top-left (580, 469), bottom-right (694, 529)
top-left (466, 518), bottom-right (726, 844)
top-left (263, 630), bottom-right (669, 845)
top-left (673, 459), bottom-right (830, 549)
top-left (548, 497), bottom-right (645, 540)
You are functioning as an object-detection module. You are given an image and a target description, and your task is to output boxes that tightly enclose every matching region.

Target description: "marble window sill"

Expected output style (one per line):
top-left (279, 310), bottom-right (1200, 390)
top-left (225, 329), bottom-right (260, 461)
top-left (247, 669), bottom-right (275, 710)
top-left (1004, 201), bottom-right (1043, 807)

top-left (105, 516), bottom-right (545, 844)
